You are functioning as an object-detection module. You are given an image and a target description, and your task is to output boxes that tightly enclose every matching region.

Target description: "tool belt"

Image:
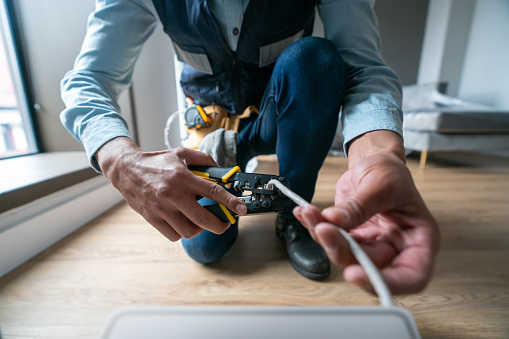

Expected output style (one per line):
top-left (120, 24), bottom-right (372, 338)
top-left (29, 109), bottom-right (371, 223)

top-left (183, 102), bottom-right (258, 150)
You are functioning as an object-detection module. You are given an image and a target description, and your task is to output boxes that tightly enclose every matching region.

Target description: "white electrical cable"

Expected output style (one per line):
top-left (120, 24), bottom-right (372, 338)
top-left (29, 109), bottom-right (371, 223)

top-left (267, 179), bottom-right (393, 307)
top-left (164, 110), bottom-right (184, 149)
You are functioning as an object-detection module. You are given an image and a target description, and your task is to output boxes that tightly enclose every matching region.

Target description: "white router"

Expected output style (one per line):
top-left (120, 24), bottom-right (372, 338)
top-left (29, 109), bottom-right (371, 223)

top-left (99, 182), bottom-right (421, 339)
top-left (99, 305), bottom-right (420, 339)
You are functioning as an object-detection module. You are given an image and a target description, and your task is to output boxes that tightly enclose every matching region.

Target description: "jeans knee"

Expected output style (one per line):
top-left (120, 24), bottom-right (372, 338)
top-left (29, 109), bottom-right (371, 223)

top-left (276, 37), bottom-right (346, 81)
top-left (182, 242), bottom-right (226, 264)
top-left (181, 223), bottom-right (238, 264)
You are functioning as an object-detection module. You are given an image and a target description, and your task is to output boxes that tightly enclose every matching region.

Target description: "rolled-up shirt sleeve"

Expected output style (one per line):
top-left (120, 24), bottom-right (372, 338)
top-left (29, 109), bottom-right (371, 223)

top-left (60, 0), bottom-right (158, 171)
top-left (318, 0), bottom-right (403, 154)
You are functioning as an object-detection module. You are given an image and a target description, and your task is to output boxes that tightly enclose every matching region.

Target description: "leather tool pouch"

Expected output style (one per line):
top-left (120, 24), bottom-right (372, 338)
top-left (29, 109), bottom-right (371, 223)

top-left (184, 105), bottom-right (258, 150)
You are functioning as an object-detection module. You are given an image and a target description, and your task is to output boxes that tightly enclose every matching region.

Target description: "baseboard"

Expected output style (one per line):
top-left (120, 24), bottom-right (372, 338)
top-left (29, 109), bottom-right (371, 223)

top-left (0, 176), bottom-right (124, 278)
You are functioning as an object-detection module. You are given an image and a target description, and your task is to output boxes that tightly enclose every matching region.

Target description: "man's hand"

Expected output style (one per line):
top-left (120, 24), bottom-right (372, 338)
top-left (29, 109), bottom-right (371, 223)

top-left (96, 137), bottom-right (247, 242)
top-left (294, 131), bottom-right (439, 294)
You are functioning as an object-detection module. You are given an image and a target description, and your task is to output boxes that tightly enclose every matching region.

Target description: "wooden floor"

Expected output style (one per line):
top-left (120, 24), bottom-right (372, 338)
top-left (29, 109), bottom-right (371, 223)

top-left (1, 152), bottom-right (508, 338)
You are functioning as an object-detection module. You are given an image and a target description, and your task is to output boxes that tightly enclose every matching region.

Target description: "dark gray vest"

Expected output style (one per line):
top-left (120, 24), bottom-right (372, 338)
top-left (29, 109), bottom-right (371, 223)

top-left (152, 0), bottom-right (316, 113)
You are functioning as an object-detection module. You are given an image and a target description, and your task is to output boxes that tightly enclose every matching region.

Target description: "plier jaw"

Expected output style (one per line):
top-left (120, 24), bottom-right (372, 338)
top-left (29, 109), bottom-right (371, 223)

top-left (189, 166), bottom-right (291, 223)
top-left (229, 172), bottom-right (291, 214)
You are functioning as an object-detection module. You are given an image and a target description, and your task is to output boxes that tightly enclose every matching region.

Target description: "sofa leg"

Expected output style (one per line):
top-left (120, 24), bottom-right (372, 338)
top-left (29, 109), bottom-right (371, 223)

top-left (419, 151), bottom-right (428, 169)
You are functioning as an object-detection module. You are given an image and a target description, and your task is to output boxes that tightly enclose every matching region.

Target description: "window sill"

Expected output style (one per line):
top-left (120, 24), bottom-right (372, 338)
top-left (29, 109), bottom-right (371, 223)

top-left (0, 151), bottom-right (99, 214)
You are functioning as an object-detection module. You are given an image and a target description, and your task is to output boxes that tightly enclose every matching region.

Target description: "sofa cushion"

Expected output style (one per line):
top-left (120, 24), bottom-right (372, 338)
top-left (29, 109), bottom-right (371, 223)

top-left (404, 130), bottom-right (509, 151)
top-left (404, 109), bottom-right (509, 133)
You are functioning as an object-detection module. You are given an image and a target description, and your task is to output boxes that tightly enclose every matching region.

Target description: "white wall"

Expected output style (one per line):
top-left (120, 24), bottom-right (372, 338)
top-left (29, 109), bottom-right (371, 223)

top-left (418, 0), bottom-right (452, 85)
top-left (418, 0), bottom-right (509, 109)
top-left (457, 0), bottom-right (509, 108)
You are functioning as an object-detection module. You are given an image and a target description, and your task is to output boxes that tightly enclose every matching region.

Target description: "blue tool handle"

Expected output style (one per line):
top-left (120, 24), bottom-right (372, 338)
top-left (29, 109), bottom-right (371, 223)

top-left (198, 197), bottom-right (237, 224)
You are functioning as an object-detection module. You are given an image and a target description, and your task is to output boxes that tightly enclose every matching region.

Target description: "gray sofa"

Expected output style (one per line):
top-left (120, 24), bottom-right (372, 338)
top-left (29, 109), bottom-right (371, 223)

top-left (402, 83), bottom-right (509, 168)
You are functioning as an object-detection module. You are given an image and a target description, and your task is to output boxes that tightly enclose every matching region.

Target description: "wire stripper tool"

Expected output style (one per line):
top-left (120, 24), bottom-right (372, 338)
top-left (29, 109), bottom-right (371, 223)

top-left (188, 165), bottom-right (291, 224)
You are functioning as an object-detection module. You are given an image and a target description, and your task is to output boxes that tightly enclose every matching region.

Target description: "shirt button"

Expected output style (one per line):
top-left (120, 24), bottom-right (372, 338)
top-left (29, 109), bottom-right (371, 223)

top-left (233, 27), bottom-right (239, 35)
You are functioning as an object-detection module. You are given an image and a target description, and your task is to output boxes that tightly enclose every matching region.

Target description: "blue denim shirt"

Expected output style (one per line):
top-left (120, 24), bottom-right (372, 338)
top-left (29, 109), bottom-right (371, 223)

top-left (60, 0), bottom-right (403, 172)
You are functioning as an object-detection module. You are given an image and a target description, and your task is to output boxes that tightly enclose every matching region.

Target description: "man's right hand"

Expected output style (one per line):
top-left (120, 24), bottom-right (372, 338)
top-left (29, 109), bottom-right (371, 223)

top-left (96, 137), bottom-right (247, 242)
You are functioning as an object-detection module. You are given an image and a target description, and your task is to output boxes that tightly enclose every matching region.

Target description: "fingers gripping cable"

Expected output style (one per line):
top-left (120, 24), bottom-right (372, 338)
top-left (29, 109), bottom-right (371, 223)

top-left (267, 179), bottom-right (394, 307)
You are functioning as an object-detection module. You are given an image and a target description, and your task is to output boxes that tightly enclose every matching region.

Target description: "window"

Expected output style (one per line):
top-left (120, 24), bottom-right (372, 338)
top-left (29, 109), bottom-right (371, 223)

top-left (0, 0), bottom-right (37, 159)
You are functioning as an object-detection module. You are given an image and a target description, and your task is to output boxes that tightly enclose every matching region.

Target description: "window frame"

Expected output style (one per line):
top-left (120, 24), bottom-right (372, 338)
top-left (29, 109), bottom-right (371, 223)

top-left (0, 0), bottom-right (40, 159)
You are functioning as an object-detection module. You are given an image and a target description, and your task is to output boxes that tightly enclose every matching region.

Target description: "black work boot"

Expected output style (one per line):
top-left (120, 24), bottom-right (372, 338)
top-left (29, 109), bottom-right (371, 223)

top-left (276, 214), bottom-right (331, 280)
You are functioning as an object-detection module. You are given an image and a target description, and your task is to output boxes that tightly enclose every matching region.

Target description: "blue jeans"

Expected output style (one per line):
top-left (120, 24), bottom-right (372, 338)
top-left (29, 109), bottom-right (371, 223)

top-left (182, 37), bottom-right (347, 264)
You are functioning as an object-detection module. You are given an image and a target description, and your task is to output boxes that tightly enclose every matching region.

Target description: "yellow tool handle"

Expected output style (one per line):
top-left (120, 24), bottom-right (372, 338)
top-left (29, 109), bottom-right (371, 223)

top-left (188, 165), bottom-right (241, 183)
